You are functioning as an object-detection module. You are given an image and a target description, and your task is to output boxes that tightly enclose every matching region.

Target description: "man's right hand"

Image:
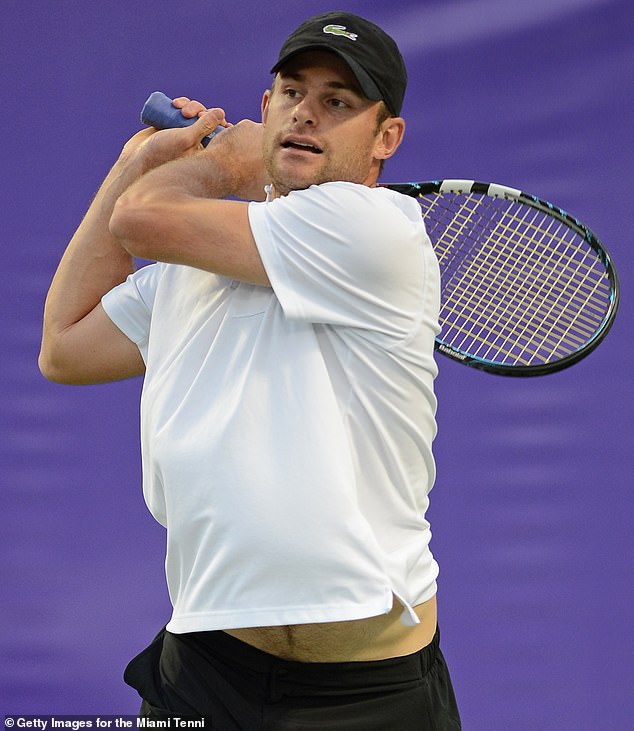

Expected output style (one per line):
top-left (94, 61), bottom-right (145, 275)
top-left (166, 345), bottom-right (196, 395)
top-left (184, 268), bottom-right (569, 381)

top-left (119, 101), bottom-right (231, 175)
top-left (140, 96), bottom-right (270, 202)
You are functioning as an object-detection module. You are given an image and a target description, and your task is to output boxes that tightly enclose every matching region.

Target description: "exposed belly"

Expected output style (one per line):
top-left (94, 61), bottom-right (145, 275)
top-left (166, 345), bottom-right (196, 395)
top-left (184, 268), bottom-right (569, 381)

top-left (223, 594), bottom-right (437, 662)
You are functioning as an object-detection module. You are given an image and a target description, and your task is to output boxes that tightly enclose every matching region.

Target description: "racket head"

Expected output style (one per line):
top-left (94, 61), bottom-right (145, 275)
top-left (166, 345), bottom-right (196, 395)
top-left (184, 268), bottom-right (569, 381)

top-left (387, 180), bottom-right (619, 376)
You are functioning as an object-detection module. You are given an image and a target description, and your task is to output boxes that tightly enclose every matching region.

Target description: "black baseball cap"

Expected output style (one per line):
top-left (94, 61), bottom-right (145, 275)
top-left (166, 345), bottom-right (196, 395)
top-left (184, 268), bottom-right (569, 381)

top-left (270, 12), bottom-right (407, 116)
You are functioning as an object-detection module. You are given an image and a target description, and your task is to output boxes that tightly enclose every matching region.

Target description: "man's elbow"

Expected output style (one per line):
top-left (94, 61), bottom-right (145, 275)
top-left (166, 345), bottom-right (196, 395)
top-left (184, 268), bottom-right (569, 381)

top-left (38, 346), bottom-right (73, 384)
top-left (109, 192), bottom-right (156, 260)
top-left (38, 337), bottom-right (87, 385)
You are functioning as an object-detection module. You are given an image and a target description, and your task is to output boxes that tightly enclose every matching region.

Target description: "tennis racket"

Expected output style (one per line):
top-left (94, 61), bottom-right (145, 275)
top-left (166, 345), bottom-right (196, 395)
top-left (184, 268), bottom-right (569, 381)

top-left (141, 92), bottom-right (620, 376)
top-left (390, 181), bottom-right (619, 376)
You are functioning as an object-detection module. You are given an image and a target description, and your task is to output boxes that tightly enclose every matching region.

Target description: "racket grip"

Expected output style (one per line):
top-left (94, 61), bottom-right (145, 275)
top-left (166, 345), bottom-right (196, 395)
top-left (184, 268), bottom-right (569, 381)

top-left (140, 91), bottom-right (224, 147)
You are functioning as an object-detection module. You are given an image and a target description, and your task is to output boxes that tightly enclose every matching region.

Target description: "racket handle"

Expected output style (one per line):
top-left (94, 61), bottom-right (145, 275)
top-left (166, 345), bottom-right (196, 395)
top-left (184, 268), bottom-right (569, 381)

top-left (140, 91), bottom-right (224, 147)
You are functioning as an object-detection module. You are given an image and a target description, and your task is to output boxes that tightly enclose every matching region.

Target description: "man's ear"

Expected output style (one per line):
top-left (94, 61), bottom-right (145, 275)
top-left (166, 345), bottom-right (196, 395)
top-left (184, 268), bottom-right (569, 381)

top-left (261, 89), bottom-right (272, 125)
top-left (375, 117), bottom-right (406, 161)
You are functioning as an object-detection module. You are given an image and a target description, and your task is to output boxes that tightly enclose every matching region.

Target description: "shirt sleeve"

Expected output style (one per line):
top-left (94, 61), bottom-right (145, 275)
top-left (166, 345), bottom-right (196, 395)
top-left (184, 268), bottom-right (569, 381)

top-left (248, 182), bottom-right (430, 340)
top-left (101, 262), bottom-right (162, 363)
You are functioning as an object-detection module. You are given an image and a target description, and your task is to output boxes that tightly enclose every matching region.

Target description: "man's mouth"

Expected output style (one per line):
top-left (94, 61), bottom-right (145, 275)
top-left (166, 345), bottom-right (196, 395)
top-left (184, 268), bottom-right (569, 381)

top-left (281, 139), bottom-right (323, 154)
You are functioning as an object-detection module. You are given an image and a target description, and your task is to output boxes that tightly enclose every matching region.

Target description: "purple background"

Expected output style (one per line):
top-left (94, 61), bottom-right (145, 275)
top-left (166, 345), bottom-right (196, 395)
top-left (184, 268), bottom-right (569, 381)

top-left (2, 0), bottom-right (632, 726)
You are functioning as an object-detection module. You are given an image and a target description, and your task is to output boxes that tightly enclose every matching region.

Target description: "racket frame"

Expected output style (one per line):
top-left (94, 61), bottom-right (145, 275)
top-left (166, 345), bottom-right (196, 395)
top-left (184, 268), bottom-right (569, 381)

top-left (386, 180), bottom-right (619, 376)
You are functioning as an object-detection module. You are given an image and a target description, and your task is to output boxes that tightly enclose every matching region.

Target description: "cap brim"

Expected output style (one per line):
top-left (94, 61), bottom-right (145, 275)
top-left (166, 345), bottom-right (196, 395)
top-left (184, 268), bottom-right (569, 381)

top-left (270, 45), bottom-right (383, 103)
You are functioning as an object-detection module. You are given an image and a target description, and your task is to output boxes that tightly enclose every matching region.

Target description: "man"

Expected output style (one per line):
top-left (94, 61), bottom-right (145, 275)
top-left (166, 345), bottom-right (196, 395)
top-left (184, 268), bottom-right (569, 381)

top-left (39, 11), bottom-right (461, 729)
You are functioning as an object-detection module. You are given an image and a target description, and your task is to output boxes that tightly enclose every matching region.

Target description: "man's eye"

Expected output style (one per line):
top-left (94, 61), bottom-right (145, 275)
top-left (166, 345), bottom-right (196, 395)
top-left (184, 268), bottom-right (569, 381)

top-left (329, 98), bottom-right (347, 108)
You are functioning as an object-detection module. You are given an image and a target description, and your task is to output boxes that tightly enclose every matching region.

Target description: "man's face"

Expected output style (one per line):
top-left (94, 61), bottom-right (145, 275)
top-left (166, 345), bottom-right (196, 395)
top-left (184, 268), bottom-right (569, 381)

top-left (261, 51), bottom-right (387, 198)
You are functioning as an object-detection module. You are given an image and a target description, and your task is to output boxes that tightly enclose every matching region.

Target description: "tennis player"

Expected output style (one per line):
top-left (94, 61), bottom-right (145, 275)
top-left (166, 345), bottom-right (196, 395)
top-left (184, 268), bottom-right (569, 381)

top-left (39, 11), bottom-right (461, 729)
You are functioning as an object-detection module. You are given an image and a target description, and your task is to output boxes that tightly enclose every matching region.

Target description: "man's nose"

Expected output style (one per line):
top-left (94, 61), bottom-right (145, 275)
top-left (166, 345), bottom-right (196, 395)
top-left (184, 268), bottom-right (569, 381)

top-left (292, 97), bottom-right (316, 126)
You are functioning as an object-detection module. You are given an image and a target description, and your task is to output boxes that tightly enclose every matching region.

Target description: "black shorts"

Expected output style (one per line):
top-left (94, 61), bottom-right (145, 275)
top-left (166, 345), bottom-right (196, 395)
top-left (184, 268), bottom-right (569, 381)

top-left (124, 624), bottom-right (461, 730)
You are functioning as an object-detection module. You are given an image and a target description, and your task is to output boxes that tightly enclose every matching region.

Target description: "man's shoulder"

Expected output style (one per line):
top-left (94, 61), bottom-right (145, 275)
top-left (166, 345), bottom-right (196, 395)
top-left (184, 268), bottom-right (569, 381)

top-left (281, 181), bottom-right (422, 224)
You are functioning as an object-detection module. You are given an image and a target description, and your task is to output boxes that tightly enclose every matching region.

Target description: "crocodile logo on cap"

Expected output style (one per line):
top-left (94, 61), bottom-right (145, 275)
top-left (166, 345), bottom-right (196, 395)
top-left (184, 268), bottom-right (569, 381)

top-left (323, 24), bottom-right (358, 41)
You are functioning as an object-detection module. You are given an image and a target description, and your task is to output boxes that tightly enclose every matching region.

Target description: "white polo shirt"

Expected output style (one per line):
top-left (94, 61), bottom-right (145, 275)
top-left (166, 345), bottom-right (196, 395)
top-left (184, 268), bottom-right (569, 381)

top-left (102, 181), bottom-right (441, 633)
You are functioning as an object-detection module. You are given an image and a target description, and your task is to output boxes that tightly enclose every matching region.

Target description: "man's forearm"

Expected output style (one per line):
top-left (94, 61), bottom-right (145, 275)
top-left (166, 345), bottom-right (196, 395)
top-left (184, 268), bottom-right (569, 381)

top-left (108, 126), bottom-right (270, 285)
top-left (42, 119), bottom-right (224, 343)
top-left (41, 152), bottom-right (146, 349)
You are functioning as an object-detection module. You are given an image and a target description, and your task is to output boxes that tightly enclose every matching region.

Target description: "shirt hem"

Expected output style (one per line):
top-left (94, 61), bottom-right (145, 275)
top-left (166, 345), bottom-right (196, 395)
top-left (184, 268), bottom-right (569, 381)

top-left (166, 593), bottom-right (395, 634)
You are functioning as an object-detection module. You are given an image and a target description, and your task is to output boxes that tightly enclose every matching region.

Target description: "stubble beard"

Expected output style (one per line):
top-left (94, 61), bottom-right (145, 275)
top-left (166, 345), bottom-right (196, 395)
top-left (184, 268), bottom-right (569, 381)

top-left (264, 150), bottom-right (374, 198)
top-left (262, 130), bottom-right (376, 198)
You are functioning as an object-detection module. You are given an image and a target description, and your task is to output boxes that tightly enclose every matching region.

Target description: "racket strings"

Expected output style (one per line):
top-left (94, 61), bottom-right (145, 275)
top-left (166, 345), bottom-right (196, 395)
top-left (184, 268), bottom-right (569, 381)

top-left (433, 197), bottom-right (608, 315)
top-left (447, 227), bottom-right (608, 363)
top-left (445, 211), bottom-right (575, 363)
top-left (498, 212), bottom-right (610, 361)
top-left (419, 192), bottom-right (612, 365)
top-left (448, 232), bottom-right (609, 363)
top-left (469, 208), bottom-right (605, 359)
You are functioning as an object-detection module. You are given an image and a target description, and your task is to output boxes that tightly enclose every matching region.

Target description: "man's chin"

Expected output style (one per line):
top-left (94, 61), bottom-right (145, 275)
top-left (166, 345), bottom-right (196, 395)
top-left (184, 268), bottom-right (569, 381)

top-left (267, 158), bottom-right (328, 194)
top-left (271, 175), bottom-right (319, 197)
